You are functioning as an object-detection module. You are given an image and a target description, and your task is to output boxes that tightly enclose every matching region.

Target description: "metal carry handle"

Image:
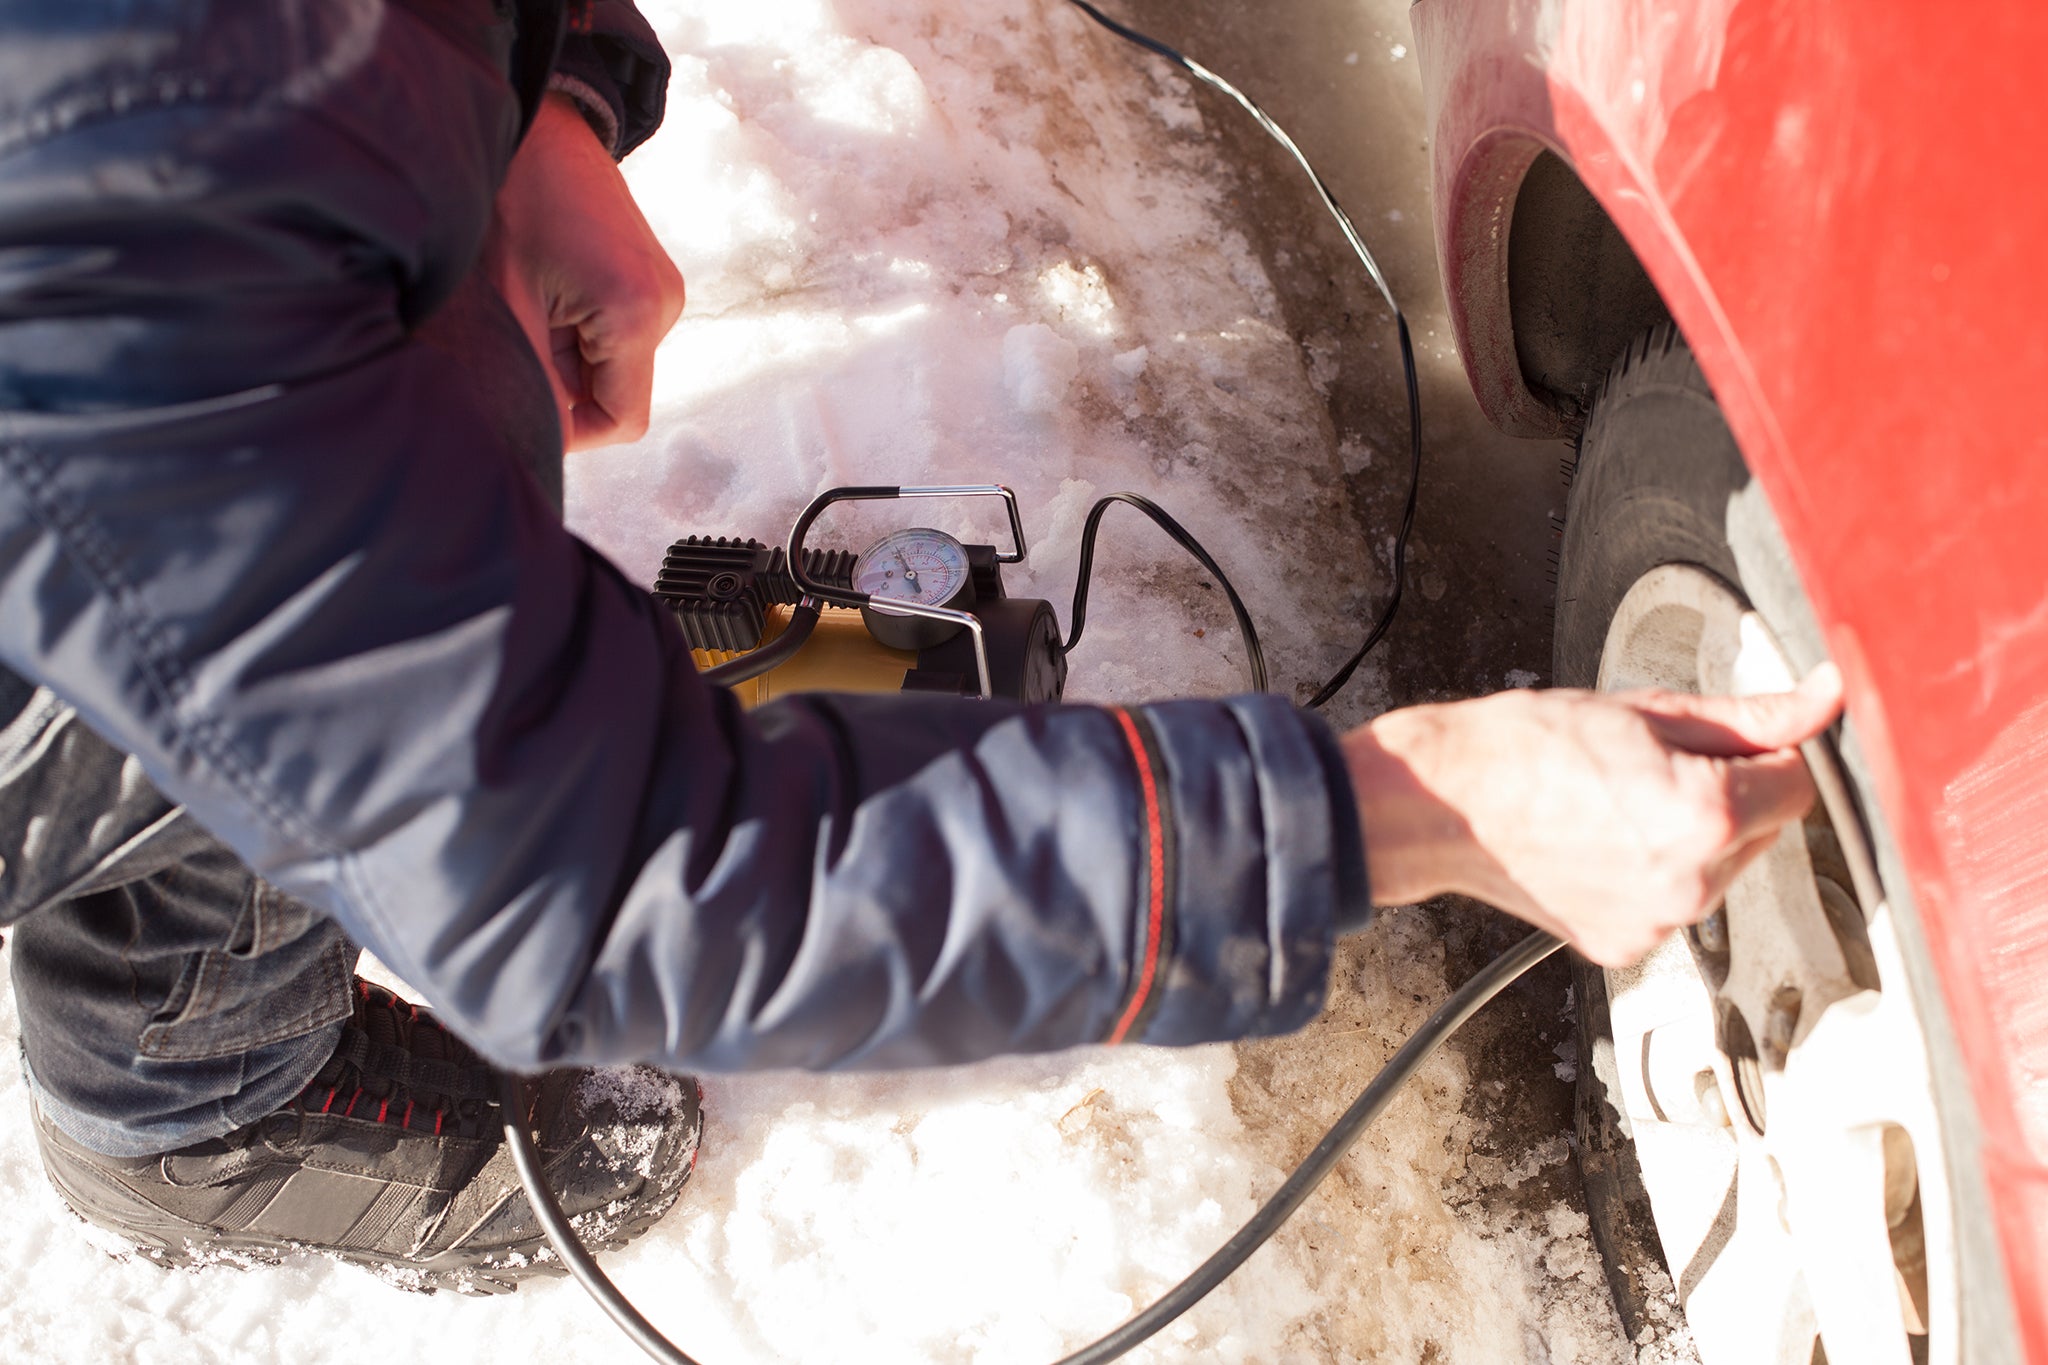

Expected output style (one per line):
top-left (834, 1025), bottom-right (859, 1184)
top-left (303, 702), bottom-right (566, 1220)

top-left (785, 485), bottom-right (1027, 700)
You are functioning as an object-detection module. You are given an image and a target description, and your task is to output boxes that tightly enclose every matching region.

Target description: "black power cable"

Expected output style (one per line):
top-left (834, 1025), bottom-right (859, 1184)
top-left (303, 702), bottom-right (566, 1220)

top-left (1304, 312), bottom-right (1421, 707)
top-left (1061, 492), bottom-right (1268, 693)
top-left (1062, 0), bottom-right (1426, 710)
top-left (503, 931), bottom-right (1562, 1365)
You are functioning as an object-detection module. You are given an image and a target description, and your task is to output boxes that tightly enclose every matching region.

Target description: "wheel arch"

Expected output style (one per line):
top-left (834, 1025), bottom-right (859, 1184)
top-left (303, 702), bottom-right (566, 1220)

top-left (1427, 117), bottom-right (1754, 446)
top-left (1505, 150), bottom-right (1669, 430)
top-left (1435, 128), bottom-right (1674, 439)
top-left (1414, 5), bottom-right (1774, 466)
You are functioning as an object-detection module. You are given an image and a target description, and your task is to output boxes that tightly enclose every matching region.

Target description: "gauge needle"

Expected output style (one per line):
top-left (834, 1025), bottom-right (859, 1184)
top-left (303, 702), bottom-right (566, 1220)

top-left (896, 554), bottom-right (920, 592)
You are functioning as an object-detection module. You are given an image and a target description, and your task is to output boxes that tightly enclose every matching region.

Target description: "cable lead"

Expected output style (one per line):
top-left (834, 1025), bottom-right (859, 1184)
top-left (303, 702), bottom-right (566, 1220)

top-left (1063, 0), bottom-right (1425, 709)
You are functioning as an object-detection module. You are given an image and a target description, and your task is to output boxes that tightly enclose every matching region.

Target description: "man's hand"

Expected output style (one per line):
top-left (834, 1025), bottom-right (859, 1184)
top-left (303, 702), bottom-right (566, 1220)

top-left (487, 94), bottom-right (686, 451)
top-left (1342, 665), bottom-right (1845, 966)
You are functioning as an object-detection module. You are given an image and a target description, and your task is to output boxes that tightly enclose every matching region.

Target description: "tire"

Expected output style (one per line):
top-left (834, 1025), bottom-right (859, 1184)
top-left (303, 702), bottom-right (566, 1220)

top-left (1555, 323), bottom-right (2019, 1364)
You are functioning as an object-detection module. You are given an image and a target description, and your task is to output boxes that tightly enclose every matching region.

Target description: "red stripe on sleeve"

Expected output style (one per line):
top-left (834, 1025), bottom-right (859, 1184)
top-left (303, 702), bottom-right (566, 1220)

top-left (1106, 709), bottom-right (1166, 1044)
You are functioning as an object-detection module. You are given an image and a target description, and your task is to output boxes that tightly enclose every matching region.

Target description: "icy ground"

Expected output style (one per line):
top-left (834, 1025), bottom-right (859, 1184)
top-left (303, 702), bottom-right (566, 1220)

top-left (0, 0), bottom-right (1685, 1360)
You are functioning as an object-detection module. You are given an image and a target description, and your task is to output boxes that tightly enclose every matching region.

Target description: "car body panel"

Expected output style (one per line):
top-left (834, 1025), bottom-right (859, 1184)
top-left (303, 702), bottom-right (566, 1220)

top-left (1414, 1), bottom-right (2048, 1356)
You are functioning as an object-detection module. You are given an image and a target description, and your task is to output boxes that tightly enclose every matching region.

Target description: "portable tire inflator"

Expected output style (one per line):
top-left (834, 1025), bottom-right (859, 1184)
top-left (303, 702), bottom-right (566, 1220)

top-left (654, 485), bottom-right (1069, 707)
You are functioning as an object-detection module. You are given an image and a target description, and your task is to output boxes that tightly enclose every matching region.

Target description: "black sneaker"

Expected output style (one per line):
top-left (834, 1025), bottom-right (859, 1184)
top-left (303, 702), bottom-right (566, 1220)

top-left (30, 979), bottom-right (703, 1294)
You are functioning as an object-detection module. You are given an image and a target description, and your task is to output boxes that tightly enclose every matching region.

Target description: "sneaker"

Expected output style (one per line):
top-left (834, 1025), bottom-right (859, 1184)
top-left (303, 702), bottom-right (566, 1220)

top-left (30, 979), bottom-right (703, 1294)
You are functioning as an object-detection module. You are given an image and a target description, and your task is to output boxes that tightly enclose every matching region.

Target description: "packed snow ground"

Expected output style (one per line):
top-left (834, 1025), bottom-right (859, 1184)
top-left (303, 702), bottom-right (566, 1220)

top-left (0, 1), bottom-right (1681, 1360)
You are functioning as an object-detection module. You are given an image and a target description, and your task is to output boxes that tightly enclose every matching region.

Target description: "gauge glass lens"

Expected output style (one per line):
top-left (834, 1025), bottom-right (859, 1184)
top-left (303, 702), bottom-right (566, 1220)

top-left (853, 528), bottom-right (970, 606)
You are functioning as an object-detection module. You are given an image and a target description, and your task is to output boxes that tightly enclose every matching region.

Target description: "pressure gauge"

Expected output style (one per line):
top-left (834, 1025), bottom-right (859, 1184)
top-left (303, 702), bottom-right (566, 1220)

top-left (852, 527), bottom-right (976, 650)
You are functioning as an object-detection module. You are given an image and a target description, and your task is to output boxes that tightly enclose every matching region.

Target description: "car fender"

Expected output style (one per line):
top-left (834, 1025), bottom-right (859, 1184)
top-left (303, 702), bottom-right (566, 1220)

top-left (1416, 2), bottom-right (2048, 1357)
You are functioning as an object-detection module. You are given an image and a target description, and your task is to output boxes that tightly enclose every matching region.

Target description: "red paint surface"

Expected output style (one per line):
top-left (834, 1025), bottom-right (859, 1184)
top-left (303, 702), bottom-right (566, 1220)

top-left (1416, 1), bottom-right (2048, 1356)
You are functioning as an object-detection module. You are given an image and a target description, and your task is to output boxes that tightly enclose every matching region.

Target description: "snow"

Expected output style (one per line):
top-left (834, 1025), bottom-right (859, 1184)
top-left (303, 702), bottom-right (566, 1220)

top-left (0, 0), bottom-right (1657, 1361)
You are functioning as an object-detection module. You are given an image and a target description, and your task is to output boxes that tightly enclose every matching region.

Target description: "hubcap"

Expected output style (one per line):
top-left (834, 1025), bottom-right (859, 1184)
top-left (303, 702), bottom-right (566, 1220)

top-left (1596, 564), bottom-right (1953, 1365)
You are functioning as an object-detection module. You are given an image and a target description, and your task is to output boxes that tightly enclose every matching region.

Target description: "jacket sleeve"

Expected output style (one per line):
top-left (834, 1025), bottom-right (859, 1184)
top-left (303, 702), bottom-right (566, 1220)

top-left (550, 0), bottom-right (671, 157)
top-left (0, 0), bottom-right (1367, 1073)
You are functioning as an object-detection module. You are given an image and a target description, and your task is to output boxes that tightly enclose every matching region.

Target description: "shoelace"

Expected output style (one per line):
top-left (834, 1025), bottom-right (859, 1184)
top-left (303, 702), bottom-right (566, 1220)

top-left (298, 980), bottom-right (501, 1138)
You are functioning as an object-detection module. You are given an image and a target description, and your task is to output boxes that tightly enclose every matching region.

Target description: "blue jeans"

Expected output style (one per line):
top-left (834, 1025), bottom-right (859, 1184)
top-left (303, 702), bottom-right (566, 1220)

top-left (3, 270), bottom-right (563, 1159)
top-left (3, 687), bottom-right (358, 1157)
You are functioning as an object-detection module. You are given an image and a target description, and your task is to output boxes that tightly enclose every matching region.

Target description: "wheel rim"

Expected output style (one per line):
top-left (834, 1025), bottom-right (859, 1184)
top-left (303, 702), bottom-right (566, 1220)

top-left (1596, 564), bottom-right (1955, 1365)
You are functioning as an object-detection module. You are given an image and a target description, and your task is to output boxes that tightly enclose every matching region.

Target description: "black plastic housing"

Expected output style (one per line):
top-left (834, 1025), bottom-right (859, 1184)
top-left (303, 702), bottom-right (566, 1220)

top-left (652, 538), bottom-right (857, 652)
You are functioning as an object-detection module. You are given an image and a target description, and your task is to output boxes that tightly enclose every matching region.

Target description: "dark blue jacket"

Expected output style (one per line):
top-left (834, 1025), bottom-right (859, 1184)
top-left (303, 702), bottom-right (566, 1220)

top-left (0, 0), bottom-right (1367, 1072)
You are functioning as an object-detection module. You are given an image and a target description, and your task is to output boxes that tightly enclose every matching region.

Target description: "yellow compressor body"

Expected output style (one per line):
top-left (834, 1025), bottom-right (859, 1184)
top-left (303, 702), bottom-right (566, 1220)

top-left (690, 603), bottom-right (917, 708)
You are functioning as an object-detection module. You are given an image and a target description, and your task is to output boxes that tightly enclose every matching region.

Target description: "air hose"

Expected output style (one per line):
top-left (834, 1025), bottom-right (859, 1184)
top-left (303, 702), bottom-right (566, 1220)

top-left (500, 930), bottom-right (1563, 1365)
top-left (698, 596), bottom-right (823, 686)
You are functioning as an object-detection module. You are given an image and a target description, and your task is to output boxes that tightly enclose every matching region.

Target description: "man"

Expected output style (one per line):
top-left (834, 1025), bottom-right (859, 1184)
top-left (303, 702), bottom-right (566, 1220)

top-left (0, 0), bottom-right (1839, 1290)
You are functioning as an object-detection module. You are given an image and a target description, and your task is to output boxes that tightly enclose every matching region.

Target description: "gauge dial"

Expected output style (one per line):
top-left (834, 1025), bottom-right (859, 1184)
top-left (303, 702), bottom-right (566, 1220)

top-left (853, 528), bottom-right (971, 607)
top-left (852, 527), bottom-right (976, 651)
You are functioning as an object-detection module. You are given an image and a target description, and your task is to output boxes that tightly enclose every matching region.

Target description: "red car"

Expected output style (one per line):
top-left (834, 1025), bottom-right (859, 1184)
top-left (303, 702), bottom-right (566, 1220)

top-left (1415, 3), bottom-right (2048, 1362)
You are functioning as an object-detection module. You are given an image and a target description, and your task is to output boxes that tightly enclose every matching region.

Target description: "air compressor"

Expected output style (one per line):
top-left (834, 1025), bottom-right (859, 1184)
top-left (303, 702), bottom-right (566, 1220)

top-left (651, 484), bottom-right (1070, 706)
